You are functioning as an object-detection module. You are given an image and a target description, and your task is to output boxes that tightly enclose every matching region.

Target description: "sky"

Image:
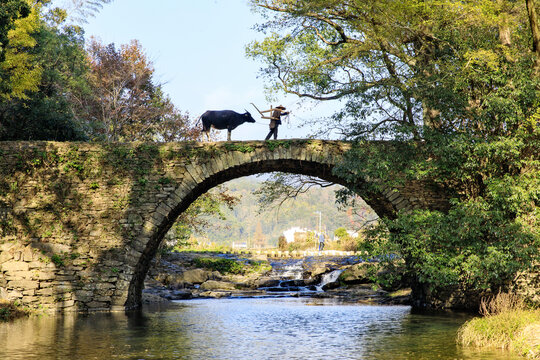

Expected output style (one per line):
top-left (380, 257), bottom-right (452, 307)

top-left (67, 0), bottom-right (354, 229)
top-left (74, 0), bottom-right (340, 141)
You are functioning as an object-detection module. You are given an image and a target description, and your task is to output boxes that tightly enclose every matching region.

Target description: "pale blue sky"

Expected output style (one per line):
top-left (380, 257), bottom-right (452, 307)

top-left (76, 0), bottom-right (339, 141)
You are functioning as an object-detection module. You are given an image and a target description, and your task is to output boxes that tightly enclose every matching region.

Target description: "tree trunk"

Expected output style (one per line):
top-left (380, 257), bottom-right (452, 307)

top-left (498, 15), bottom-right (512, 47)
top-left (526, 0), bottom-right (540, 70)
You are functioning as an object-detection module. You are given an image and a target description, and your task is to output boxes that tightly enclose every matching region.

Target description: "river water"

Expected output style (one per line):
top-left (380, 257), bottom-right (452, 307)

top-left (0, 297), bottom-right (520, 360)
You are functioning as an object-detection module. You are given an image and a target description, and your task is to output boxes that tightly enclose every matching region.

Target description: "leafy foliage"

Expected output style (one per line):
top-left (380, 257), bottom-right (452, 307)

top-left (0, 0), bottom-right (30, 63)
top-left (0, 1), bottom-right (89, 140)
top-left (0, 1), bottom-right (199, 142)
top-left (249, 0), bottom-right (540, 300)
top-left (0, 0), bottom-right (42, 100)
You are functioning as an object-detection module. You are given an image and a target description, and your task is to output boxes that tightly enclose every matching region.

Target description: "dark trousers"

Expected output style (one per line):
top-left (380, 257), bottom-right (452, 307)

top-left (318, 242), bottom-right (324, 251)
top-left (265, 126), bottom-right (278, 140)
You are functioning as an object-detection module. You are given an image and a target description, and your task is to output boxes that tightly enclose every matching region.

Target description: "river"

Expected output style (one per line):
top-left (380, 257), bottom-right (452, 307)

top-left (0, 297), bottom-right (520, 360)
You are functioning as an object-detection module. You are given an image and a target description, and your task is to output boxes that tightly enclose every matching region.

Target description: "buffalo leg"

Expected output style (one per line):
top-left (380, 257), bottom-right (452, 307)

top-left (227, 130), bottom-right (232, 141)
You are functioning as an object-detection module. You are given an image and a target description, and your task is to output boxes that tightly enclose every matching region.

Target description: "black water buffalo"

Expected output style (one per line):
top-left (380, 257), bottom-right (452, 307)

top-left (200, 110), bottom-right (256, 141)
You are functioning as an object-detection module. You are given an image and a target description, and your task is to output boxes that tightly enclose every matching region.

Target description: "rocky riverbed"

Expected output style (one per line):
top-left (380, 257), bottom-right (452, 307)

top-left (143, 252), bottom-right (411, 305)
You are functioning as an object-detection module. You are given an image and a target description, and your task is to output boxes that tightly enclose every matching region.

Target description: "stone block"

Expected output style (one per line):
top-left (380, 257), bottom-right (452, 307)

top-left (155, 204), bottom-right (171, 217)
top-left (95, 296), bottom-right (112, 302)
top-left (56, 269), bottom-right (75, 276)
top-left (75, 290), bottom-right (93, 297)
top-left (7, 290), bottom-right (23, 300)
top-left (39, 243), bottom-right (71, 254)
top-left (9, 280), bottom-right (39, 289)
top-left (387, 191), bottom-right (401, 202)
top-left (56, 300), bottom-right (76, 308)
top-left (22, 247), bottom-right (34, 262)
top-left (111, 293), bottom-right (128, 306)
top-left (22, 296), bottom-right (39, 303)
top-left (37, 271), bottom-right (56, 280)
top-left (103, 259), bottom-right (123, 267)
top-left (28, 261), bottom-right (46, 269)
top-left (5, 270), bottom-right (34, 280)
top-left (0, 243), bottom-right (16, 252)
top-left (0, 251), bottom-right (13, 264)
top-left (55, 284), bottom-right (73, 293)
top-left (1, 261), bottom-right (29, 272)
top-left (37, 288), bottom-right (54, 296)
top-left (95, 283), bottom-right (114, 290)
top-left (56, 275), bottom-right (76, 281)
top-left (86, 301), bottom-right (108, 309)
top-left (115, 280), bottom-right (130, 290)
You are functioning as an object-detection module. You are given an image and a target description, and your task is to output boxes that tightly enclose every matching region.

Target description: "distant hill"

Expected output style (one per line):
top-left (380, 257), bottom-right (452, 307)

top-left (194, 176), bottom-right (377, 247)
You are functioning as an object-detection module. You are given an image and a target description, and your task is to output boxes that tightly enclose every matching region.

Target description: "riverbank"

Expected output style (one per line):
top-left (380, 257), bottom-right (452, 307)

top-left (143, 251), bottom-right (411, 305)
top-left (458, 293), bottom-right (540, 359)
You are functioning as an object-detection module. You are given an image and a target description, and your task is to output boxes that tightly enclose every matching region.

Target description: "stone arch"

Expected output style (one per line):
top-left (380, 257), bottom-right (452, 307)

top-left (0, 140), bottom-right (449, 312)
top-left (122, 141), bottom-right (420, 309)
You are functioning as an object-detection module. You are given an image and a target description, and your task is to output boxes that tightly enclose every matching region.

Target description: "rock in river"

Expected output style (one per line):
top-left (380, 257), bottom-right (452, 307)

top-left (200, 280), bottom-right (237, 291)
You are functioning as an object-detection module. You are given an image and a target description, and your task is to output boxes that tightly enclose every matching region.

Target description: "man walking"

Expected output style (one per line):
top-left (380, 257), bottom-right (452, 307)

top-left (318, 232), bottom-right (325, 252)
top-left (265, 105), bottom-right (288, 140)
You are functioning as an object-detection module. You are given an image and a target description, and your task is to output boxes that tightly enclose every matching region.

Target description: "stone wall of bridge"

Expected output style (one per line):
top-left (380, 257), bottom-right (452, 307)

top-left (0, 140), bottom-right (451, 311)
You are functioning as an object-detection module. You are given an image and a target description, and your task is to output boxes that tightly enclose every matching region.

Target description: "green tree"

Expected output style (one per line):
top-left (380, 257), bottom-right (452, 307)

top-left (0, 0), bottom-right (41, 100)
top-left (334, 227), bottom-right (348, 240)
top-left (248, 0), bottom-right (540, 304)
top-left (0, 1), bottom-right (89, 140)
top-left (0, 0), bottom-right (30, 63)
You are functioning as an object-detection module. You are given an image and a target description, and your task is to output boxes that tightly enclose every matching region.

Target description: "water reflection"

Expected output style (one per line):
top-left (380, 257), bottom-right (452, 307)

top-left (0, 298), bottom-right (520, 360)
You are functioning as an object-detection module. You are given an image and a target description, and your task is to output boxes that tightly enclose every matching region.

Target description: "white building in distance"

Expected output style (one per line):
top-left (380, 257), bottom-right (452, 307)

top-left (283, 227), bottom-right (309, 243)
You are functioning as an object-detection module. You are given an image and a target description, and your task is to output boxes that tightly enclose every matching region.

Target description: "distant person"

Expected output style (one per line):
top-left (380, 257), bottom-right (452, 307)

top-left (318, 232), bottom-right (325, 252)
top-left (265, 105), bottom-right (288, 140)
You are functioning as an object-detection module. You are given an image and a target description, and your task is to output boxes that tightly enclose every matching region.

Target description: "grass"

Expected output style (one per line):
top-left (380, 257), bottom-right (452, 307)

top-left (191, 257), bottom-right (272, 275)
top-left (0, 300), bottom-right (30, 322)
top-left (172, 244), bottom-right (232, 253)
top-left (457, 293), bottom-right (540, 359)
top-left (388, 288), bottom-right (412, 298)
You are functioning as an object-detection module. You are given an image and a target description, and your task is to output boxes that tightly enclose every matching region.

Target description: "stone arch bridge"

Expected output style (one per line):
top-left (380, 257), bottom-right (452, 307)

top-left (0, 140), bottom-right (448, 311)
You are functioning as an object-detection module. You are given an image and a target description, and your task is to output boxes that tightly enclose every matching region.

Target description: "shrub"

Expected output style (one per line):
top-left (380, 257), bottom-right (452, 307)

top-left (0, 300), bottom-right (29, 321)
top-left (51, 254), bottom-right (65, 267)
